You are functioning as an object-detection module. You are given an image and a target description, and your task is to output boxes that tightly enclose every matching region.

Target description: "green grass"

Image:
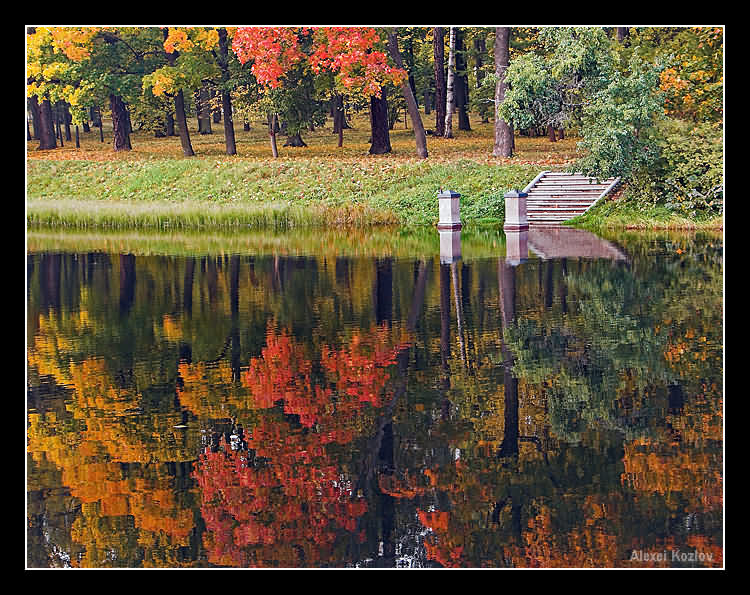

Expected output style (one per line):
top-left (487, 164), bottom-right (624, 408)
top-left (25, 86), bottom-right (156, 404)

top-left (26, 111), bottom-right (722, 231)
top-left (567, 197), bottom-right (724, 231)
top-left (27, 157), bottom-right (538, 229)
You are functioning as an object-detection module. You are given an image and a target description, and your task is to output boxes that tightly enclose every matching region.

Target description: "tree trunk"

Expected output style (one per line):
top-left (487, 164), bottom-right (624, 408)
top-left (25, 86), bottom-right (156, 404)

top-left (28, 96), bottom-right (40, 140)
top-left (109, 94), bottom-right (132, 151)
top-left (197, 86), bottom-right (213, 134)
top-left (163, 28), bottom-right (194, 156)
top-left (166, 111), bottom-right (175, 136)
top-left (90, 105), bottom-right (102, 128)
top-left (218, 28), bottom-right (237, 155)
top-left (387, 28), bottom-right (428, 159)
top-left (268, 114), bottom-right (279, 158)
top-left (55, 103), bottom-right (63, 147)
top-left (455, 28), bottom-right (471, 131)
top-left (212, 87), bottom-right (222, 123)
top-left (444, 27), bottom-right (456, 138)
top-left (221, 90), bottom-right (236, 154)
top-left (368, 89), bottom-right (392, 155)
top-left (474, 35), bottom-right (490, 123)
top-left (174, 90), bottom-right (195, 156)
top-left (36, 98), bottom-right (56, 150)
top-left (433, 27), bottom-right (446, 137)
top-left (558, 127), bottom-right (564, 140)
top-left (333, 93), bottom-right (345, 147)
top-left (283, 133), bottom-right (307, 147)
top-left (547, 124), bottom-right (556, 142)
top-left (61, 102), bottom-right (72, 141)
top-left (492, 27), bottom-right (513, 158)
top-left (75, 125), bottom-right (80, 148)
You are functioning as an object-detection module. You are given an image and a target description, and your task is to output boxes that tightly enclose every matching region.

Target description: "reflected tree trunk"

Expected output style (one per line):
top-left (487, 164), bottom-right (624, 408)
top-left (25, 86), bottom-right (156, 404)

top-left (497, 258), bottom-right (519, 459)
top-left (375, 258), bottom-right (393, 325)
top-left (407, 260), bottom-right (428, 332)
top-left (439, 261), bottom-right (452, 401)
top-left (230, 255), bottom-right (241, 381)
top-left (183, 257), bottom-right (195, 316)
top-left (119, 254), bottom-right (136, 315)
top-left (450, 262), bottom-right (467, 366)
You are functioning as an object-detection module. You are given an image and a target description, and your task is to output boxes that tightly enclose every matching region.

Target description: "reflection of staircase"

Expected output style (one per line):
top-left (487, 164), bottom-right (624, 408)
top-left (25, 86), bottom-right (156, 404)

top-left (523, 171), bottom-right (620, 225)
top-left (527, 227), bottom-right (628, 261)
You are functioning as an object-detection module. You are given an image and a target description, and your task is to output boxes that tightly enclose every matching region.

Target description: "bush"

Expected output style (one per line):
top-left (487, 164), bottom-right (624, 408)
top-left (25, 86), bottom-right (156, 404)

top-left (626, 119), bottom-right (723, 217)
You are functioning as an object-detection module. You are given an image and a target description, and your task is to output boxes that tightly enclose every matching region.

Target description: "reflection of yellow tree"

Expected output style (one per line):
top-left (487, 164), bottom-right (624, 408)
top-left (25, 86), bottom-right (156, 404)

top-left (28, 325), bottom-right (201, 566)
top-left (177, 359), bottom-right (241, 419)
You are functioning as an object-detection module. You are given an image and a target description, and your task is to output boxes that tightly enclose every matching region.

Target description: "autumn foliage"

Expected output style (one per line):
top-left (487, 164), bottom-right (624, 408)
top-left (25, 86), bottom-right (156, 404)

top-left (231, 27), bottom-right (406, 96)
top-left (193, 323), bottom-right (410, 566)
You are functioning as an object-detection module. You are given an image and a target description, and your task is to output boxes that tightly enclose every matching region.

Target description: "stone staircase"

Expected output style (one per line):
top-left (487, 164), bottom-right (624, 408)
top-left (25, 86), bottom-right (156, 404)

top-left (523, 171), bottom-right (620, 225)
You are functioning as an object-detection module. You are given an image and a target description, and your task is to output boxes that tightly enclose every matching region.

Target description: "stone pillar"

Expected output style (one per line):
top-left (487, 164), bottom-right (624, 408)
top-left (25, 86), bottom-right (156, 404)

top-left (504, 189), bottom-right (528, 232)
top-left (437, 190), bottom-right (462, 230)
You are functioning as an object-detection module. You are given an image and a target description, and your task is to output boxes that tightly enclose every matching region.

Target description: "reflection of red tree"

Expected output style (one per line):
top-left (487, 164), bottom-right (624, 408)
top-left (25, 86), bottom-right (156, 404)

top-left (195, 324), bottom-right (409, 567)
top-left (322, 325), bottom-right (406, 408)
top-left (195, 432), bottom-right (368, 567)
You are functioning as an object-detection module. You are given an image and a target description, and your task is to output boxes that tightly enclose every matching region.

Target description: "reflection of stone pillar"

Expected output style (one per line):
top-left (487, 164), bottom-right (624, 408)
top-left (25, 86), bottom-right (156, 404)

top-left (505, 230), bottom-right (529, 266)
top-left (503, 189), bottom-right (528, 232)
top-left (437, 190), bottom-right (462, 230)
top-left (439, 229), bottom-right (462, 264)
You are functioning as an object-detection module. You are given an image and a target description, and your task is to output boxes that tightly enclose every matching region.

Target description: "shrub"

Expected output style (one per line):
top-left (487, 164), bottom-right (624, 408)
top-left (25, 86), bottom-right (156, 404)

top-left (626, 119), bottom-right (723, 217)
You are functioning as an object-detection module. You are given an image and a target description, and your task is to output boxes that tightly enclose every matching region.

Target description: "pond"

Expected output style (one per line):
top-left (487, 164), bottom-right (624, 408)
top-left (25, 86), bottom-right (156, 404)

top-left (26, 226), bottom-right (723, 568)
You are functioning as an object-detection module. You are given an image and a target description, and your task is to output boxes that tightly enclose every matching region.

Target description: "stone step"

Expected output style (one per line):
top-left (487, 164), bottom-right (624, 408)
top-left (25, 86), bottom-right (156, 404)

top-left (518, 171), bottom-right (620, 226)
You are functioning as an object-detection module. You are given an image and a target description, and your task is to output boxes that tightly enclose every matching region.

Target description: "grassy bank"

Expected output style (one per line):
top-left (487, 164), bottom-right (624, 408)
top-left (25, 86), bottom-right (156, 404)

top-left (568, 193), bottom-right (724, 231)
top-left (26, 111), bottom-right (721, 231)
top-left (26, 155), bottom-right (540, 228)
top-left (25, 112), bottom-right (572, 230)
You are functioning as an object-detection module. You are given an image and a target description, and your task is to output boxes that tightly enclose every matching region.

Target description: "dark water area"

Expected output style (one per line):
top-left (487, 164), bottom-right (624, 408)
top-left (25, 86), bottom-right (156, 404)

top-left (26, 226), bottom-right (723, 568)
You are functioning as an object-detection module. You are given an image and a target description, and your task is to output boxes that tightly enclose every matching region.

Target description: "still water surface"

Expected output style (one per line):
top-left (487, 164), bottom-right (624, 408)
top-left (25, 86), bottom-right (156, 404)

top-left (26, 227), bottom-right (723, 568)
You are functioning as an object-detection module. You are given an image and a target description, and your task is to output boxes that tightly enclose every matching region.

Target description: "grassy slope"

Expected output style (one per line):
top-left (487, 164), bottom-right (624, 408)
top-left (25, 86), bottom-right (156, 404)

top-left (26, 112), bottom-right (574, 229)
top-left (26, 110), bottom-right (721, 230)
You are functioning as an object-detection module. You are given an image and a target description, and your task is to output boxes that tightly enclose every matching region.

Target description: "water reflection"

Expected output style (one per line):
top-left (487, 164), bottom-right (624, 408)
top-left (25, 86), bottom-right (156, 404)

top-left (27, 227), bottom-right (723, 568)
top-left (505, 229), bottom-right (528, 266)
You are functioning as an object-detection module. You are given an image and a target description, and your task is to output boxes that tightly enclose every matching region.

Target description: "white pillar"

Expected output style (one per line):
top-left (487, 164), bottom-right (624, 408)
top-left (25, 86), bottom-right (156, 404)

top-left (437, 190), bottom-right (462, 230)
top-left (504, 189), bottom-right (528, 232)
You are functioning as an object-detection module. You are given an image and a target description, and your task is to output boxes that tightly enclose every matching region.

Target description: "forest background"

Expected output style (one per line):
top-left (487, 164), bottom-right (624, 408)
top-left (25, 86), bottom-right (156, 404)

top-left (25, 26), bottom-right (724, 230)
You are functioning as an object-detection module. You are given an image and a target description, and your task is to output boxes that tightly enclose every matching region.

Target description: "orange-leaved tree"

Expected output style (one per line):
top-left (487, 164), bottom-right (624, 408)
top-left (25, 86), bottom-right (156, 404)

top-left (231, 27), bottom-right (408, 155)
